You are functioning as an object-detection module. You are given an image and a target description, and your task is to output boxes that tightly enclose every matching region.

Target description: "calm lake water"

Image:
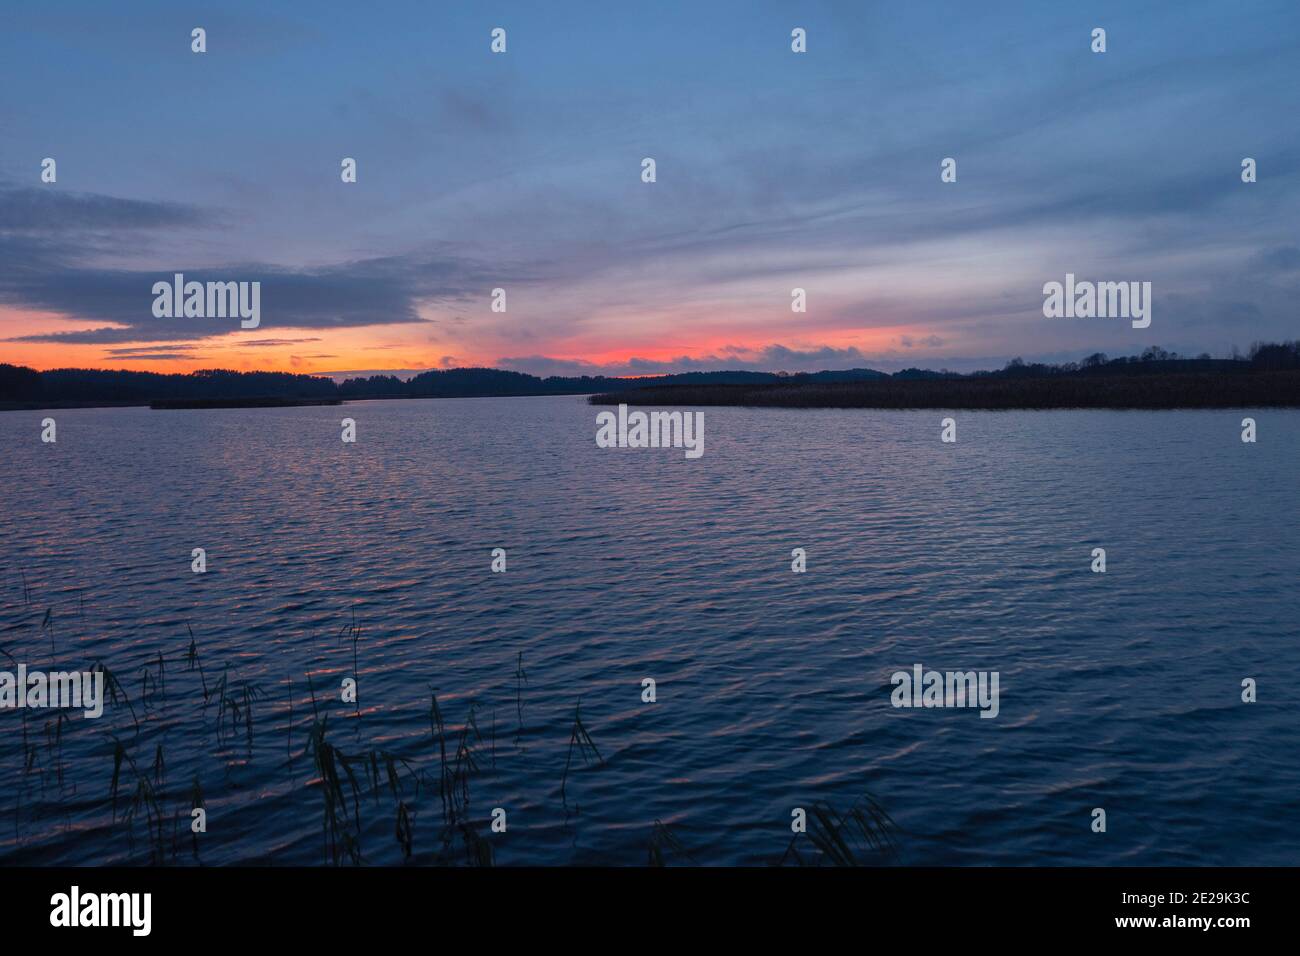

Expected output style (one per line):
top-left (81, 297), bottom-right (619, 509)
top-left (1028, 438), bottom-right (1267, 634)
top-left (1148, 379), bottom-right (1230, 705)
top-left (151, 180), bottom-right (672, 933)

top-left (1, 397), bottom-right (1297, 866)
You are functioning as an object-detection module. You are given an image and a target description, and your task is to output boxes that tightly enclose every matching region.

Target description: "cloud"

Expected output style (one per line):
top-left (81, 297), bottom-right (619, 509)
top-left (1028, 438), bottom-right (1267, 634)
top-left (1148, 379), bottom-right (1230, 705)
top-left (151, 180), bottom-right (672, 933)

top-left (0, 185), bottom-right (207, 233)
top-left (239, 337), bottom-right (324, 347)
top-left (95, 351), bottom-right (195, 361)
top-left (496, 343), bottom-right (888, 377)
top-left (0, 244), bottom-right (501, 345)
top-left (105, 344), bottom-right (203, 358)
top-left (0, 184), bottom-right (522, 346)
top-left (900, 335), bottom-right (944, 348)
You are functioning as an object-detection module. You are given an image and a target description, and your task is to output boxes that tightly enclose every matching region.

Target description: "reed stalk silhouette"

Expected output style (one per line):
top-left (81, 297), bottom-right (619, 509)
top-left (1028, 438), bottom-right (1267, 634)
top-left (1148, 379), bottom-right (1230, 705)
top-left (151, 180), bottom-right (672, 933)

top-left (91, 660), bottom-right (138, 731)
top-left (560, 699), bottom-right (604, 802)
top-left (285, 675), bottom-right (294, 760)
top-left (108, 738), bottom-right (170, 863)
top-left (647, 820), bottom-right (697, 866)
top-left (777, 792), bottom-right (901, 866)
top-left (514, 651), bottom-right (527, 739)
top-left (304, 711), bottom-right (419, 865)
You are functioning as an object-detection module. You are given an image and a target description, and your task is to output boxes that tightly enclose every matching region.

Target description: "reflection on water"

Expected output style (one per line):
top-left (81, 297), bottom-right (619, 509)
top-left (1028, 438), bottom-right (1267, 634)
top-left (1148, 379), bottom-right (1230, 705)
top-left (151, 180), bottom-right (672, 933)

top-left (1, 398), bottom-right (1297, 865)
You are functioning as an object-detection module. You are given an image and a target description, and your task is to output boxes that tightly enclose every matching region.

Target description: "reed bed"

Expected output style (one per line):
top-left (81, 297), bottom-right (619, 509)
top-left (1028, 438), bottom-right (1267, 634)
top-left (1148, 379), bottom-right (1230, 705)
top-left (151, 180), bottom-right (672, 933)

top-left (1, 578), bottom-right (901, 866)
top-left (590, 368), bottom-right (1300, 410)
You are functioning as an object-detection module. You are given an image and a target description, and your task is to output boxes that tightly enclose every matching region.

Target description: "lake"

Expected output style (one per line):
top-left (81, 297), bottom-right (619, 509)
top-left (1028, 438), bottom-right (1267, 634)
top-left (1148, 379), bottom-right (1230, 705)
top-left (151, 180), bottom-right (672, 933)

top-left (1, 397), bottom-right (1297, 865)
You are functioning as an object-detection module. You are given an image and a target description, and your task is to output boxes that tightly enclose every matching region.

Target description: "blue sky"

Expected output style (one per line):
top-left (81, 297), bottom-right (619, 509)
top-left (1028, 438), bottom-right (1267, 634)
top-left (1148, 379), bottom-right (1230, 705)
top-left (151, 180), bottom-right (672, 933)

top-left (1, 0), bottom-right (1297, 376)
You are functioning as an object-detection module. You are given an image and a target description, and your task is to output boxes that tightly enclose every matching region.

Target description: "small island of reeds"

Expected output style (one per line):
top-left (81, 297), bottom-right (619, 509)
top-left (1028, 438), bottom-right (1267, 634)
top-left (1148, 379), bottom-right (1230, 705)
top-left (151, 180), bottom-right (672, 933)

top-left (588, 343), bottom-right (1300, 410)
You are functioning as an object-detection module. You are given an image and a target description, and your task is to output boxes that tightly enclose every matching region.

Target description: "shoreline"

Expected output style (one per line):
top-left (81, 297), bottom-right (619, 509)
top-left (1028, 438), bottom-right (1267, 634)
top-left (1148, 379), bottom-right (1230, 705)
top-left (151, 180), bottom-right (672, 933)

top-left (0, 394), bottom-right (593, 413)
top-left (149, 397), bottom-right (343, 409)
top-left (5, 370), bottom-right (1300, 414)
top-left (588, 370), bottom-right (1300, 410)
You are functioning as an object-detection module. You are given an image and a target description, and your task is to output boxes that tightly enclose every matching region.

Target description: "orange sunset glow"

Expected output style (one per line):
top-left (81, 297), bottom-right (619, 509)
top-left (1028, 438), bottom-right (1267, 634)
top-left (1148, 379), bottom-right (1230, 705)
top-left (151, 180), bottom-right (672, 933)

top-left (1, 301), bottom-right (937, 379)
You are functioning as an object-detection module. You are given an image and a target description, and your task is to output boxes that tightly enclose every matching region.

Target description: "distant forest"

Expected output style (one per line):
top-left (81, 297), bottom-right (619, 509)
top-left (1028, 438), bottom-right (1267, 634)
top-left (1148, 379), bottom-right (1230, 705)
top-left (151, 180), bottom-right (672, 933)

top-left (2, 342), bottom-right (1298, 410)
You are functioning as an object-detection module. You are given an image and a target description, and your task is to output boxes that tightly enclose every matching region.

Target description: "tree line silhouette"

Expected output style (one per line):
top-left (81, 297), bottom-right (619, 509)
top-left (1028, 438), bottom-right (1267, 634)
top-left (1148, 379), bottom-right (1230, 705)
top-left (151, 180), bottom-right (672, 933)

top-left (2, 342), bottom-right (1298, 409)
top-left (590, 343), bottom-right (1300, 410)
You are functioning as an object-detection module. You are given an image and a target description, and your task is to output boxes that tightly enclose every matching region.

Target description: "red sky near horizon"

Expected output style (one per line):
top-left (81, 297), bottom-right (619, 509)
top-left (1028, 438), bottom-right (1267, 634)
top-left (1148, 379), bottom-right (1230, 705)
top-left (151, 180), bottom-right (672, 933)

top-left (0, 303), bottom-right (935, 379)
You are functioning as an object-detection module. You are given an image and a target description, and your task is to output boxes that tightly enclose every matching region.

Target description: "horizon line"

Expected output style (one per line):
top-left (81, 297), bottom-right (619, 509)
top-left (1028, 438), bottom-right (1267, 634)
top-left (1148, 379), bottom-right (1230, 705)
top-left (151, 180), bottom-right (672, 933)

top-left (4, 344), bottom-right (1273, 384)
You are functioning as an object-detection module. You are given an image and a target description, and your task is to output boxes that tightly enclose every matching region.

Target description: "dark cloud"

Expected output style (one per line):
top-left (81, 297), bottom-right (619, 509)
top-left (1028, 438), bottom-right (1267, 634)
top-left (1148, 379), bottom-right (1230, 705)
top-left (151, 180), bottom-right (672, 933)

top-left (96, 351), bottom-right (194, 361)
top-left (106, 344), bottom-right (203, 356)
top-left (0, 185), bottom-right (207, 232)
top-left (0, 244), bottom-right (501, 345)
top-left (239, 337), bottom-right (323, 347)
top-left (0, 184), bottom-right (520, 345)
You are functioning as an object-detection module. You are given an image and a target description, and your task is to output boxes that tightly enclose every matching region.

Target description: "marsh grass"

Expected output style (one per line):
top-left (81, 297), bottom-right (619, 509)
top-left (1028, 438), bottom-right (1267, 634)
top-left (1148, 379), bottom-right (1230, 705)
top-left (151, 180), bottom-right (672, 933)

top-left (285, 675), bottom-right (293, 760)
top-left (6, 592), bottom-right (858, 866)
top-left (648, 819), bottom-right (697, 866)
top-left (43, 712), bottom-right (70, 792)
top-left (448, 703), bottom-right (483, 816)
top-left (560, 699), bottom-right (605, 801)
top-left (591, 364), bottom-right (1300, 410)
top-left (204, 665), bottom-right (267, 744)
top-left (778, 793), bottom-right (901, 866)
top-left (109, 738), bottom-right (170, 863)
top-left (110, 737), bottom-right (129, 816)
top-left (6, 594), bottom-right (528, 865)
top-left (139, 652), bottom-right (166, 714)
top-left (306, 716), bottom-right (363, 865)
top-left (514, 651), bottom-right (527, 740)
top-left (19, 708), bottom-right (47, 799)
top-left (428, 691), bottom-right (450, 820)
top-left (450, 819), bottom-right (493, 866)
top-left (339, 608), bottom-right (362, 715)
top-left (124, 773), bottom-right (168, 864)
top-left (305, 712), bottom-right (420, 865)
top-left (154, 744), bottom-right (168, 790)
top-left (184, 623), bottom-right (208, 698)
top-left (91, 660), bottom-right (138, 731)
top-left (395, 799), bottom-right (414, 860)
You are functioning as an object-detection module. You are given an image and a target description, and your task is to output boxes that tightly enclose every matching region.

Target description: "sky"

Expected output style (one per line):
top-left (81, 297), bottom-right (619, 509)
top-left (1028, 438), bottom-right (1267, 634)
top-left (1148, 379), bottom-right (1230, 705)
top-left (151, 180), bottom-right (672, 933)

top-left (1, 0), bottom-right (1298, 378)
